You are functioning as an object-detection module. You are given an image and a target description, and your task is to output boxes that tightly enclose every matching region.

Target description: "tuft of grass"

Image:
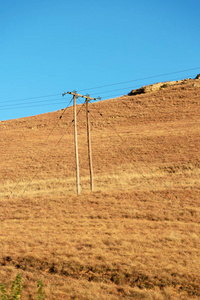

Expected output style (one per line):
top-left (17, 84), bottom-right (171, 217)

top-left (0, 284), bottom-right (8, 300)
top-left (0, 274), bottom-right (45, 300)
top-left (10, 273), bottom-right (22, 300)
top-left (0, 273), bottom-right (22, 300)
top-left (36, 279), bottom-right (45, 300)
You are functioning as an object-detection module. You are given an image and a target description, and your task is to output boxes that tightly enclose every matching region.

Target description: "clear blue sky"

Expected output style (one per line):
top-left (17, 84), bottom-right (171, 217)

top-left (0, 0), bottom-right (200, 121)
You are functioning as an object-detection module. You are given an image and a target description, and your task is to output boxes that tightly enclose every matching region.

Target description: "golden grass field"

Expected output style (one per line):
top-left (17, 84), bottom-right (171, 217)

top-left (0, 78), bottom-right (200, 299)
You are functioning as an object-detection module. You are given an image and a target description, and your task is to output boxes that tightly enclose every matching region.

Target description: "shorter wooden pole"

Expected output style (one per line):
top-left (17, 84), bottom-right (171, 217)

top-left (86, 98), bottom-right (94, 191)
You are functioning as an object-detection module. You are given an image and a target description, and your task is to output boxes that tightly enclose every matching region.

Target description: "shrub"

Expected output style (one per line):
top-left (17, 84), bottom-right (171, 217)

top-left (36, 279), bottom-right (45, 300)
top-left (0, 274), bottom-right (45, 300)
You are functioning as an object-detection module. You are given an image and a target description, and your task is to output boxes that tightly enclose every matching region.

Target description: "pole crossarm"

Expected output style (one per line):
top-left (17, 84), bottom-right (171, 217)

top-left (67, 91), bottom-right (97, 101)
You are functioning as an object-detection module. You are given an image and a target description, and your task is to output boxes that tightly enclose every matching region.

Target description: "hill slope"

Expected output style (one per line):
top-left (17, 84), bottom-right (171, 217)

top-left (0, 77), bottom-right (199, 299)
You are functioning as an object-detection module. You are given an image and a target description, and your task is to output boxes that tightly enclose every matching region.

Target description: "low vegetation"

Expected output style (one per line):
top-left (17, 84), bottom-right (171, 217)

top-left (0, 274), bottom-right (45, 300)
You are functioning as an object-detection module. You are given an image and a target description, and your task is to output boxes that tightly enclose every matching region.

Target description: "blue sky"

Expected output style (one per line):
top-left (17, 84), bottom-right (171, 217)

top-left (0, 0), bottom-right (200, 121)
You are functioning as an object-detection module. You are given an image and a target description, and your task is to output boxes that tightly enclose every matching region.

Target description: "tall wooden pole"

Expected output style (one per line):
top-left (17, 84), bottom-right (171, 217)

top-left (73, 94), bottom-right (80, 195)
top-left (86, 98), bottom-right (94, 191)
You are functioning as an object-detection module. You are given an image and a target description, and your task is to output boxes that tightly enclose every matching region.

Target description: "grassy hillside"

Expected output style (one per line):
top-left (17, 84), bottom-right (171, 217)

top-left (0, 77), bottom-right (200, 299)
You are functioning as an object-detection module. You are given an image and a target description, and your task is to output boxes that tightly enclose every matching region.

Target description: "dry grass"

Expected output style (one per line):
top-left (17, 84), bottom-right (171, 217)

top-left (0, 78), bottom-right (200, 298)
top-left (0, 189), bottom-right (200, 299)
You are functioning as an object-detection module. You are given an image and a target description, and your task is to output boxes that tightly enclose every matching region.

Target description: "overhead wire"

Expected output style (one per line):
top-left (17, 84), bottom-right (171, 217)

top-left (78, 67), bottom-right (200, 92)
top-left (87, 102), bottom-right (179, 201)
top-left (75, 97), bottom-right (169, 199)
top-left (87, 108), bottom-right (167, 200)
top-left (10, 96), bottom-right (73, 197)
top-left (60, 72), bottom-right (198, 105)
top-left (86, 73), bottom-right (198, 99)
top-left (0, 93), bottom-right (62, 105)
top-left (95, 72), bottom-right (197, 102)
top-left (0, 101), bottom-right (66, 111)
top-left (0, 97), bottom-right (66, 109)
top-left (21, 101), bottom-right (86, 196)
top-left (118, 77), bottom-right (197, 181)
top-left (1, 66), bottom-right (199, 108)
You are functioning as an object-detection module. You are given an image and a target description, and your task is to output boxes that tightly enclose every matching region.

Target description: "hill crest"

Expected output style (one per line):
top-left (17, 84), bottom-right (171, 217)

top-left (128, 74), bottom-right (200, 95)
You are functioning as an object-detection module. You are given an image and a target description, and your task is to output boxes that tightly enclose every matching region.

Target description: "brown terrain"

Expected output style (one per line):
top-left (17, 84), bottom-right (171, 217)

top-left (0, 76), bottom-right (199, 299)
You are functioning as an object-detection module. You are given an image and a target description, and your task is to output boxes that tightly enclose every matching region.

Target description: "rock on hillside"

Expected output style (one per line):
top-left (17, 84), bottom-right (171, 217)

top-left (128, 74), bottom-right (200, 96)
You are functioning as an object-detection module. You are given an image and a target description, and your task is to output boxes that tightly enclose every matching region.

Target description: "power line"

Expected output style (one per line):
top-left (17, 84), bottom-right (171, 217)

top-left (118, 94), bottom-right (192, 181)
top-left (0, 71), bottom-right (195, 111)
top-left (14, 101), bottom-right (86, 197)
top-left (1, 67), bottom-right (199, 106)
top-left (88, 109), bottom-right (168, 200)
top-left (78, 67), bottom-right (200, 92)
top-left (0, 102), bottom-right (63, 110)
top-left (10, 97), bottom-right (73, 197)
top-left (65, 72), bottom-right (198, 103)
top-left (0, 97), bottom-right (65, 109)
top-left (90, 73), bottom-right (198, 98)
top-left (77, 95), bottom-right (162, 192)
top-left (88, 103), bottom-right (179, 201)
top-left (0, 93), bottom-right (61, 105)
top-left (0, 101), bottom-right (67, 111)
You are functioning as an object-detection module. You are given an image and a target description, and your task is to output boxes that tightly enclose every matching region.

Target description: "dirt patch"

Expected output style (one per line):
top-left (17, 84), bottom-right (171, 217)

top-left (1, 255), bottom-right (200, 297)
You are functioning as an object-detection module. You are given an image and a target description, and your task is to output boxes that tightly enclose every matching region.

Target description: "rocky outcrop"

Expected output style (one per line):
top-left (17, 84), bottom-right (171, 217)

top-left (128, 81), bottom-right (177, 95)
top-left (128, 75), bottom-right (200, 96)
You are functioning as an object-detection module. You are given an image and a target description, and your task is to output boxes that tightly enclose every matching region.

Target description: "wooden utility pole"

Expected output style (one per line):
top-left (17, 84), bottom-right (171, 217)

top-left (86, 98), bottom-right (94, 191)
top-left (73, 93), bottom-right (80, 195)
top-left (67, 91), bottom-right (97, 194)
